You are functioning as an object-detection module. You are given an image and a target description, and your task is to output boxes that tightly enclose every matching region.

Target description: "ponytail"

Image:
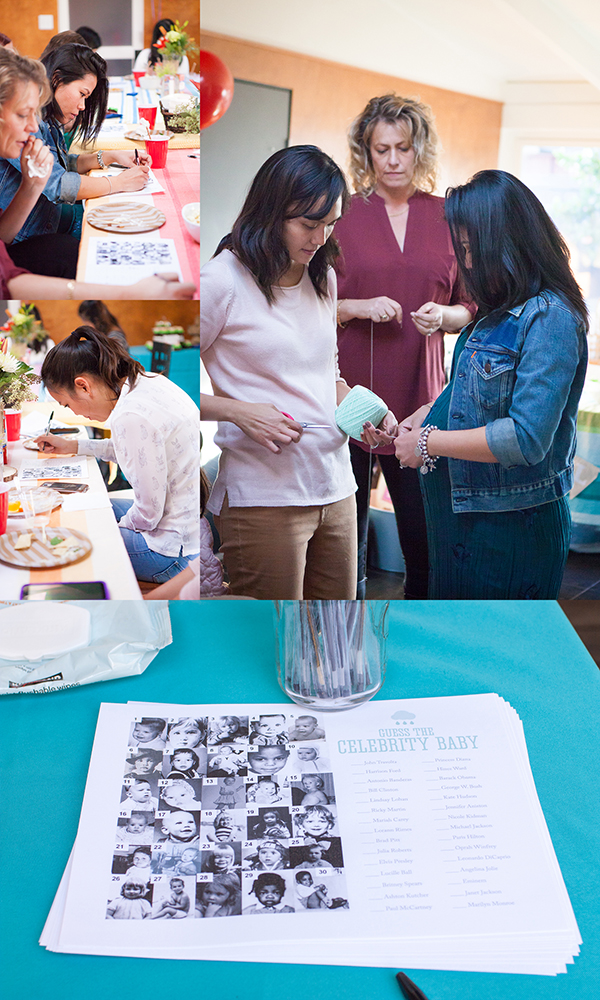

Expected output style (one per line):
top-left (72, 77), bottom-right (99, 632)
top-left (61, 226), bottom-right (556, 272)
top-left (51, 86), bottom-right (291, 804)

top-left (41, 327), bottom-right (146, 395)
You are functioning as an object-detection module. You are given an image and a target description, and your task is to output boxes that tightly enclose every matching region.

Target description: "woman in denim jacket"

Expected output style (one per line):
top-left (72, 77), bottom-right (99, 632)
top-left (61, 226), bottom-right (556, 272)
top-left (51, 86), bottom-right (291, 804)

top-left (0, 44), bottom-right (150, 276)
top-left (384, 170), bottom-right (588, 598)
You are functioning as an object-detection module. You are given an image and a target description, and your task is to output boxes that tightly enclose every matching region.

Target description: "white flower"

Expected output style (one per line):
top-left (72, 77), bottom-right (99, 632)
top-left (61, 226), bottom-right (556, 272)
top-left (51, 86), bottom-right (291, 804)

top-left (0, 352), bottom-right (19, 373)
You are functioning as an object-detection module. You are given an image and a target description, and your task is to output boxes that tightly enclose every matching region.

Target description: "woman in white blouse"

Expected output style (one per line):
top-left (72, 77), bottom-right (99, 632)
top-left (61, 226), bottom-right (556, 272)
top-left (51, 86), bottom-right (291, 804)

top-left (35, 327), bottom-right (199, 583)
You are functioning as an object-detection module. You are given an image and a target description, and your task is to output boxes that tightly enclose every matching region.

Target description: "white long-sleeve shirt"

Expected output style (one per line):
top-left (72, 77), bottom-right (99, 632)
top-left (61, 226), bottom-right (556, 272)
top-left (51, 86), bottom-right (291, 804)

top-left (77, 373), bottom-right (199, 556)
top-left (201, 250), bottom-right (356, 513)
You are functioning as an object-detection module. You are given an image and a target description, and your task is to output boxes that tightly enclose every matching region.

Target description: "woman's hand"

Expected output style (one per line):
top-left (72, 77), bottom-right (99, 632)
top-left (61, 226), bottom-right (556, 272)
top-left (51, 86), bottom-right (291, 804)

top-left (113, 164), bottom-right (150, 192)
top-left (398, 403), bottom-right (433, 434)
top-left (19, 137), bottom-right (53, 192)
top-left (131, 274), bottom-right (196, 299)
top-left (339, 297), bottom-right (402, 325)
top-left (232, 402), bottom-right (304, 454)
top-left (109, 149), bottom-right (152, 168)
top-left (394, 424), bottom-right (423, 469)
top-left (360, 409), bottom-right (398, 448)
top-left (411, 301), bottom-right (444, 336)
top-left (33, 433), bottom-right (78, 455)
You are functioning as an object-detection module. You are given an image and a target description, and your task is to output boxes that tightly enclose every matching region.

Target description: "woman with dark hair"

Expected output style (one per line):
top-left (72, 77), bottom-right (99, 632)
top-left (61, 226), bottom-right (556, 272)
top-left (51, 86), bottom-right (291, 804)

top-left (334, 94), bottom-right (475, 598)
top-left (134, 19), bottom-right (191, 76)
top-left (77, 300), bottom-right (128, 352)
top-left (201, 144), bottom-right (393, 599)
top-left (0, 33), bottom-right (16, 52)
top-left (0, 44), bottom-right (150, 272)
top-left (34, 327), bottom-right (200, 583)
top-left (393, 169), bottom-right (588, 599)
top-left (75, 26), bottom-right (102, 50)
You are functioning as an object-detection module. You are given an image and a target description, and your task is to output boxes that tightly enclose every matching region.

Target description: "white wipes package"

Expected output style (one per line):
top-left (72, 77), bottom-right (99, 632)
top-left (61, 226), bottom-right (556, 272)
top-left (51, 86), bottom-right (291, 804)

top-left (0, 601), bottom-right (172, 694)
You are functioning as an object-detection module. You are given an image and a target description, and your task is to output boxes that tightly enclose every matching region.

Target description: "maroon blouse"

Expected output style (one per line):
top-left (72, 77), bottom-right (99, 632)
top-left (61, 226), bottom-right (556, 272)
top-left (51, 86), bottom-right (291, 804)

top-left (0, 242), bottom-right (28, 297)
top-left (335, 190), bottom-right (474, 453)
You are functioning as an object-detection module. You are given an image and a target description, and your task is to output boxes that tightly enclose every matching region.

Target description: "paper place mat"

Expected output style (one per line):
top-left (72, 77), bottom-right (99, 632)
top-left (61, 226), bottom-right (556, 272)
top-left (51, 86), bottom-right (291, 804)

top-left (84, 237), bottom-right (183, 285)
top-left (19, 459), bottom-right (89, 481)
top-left (87, 202), bottom-right (166, 234)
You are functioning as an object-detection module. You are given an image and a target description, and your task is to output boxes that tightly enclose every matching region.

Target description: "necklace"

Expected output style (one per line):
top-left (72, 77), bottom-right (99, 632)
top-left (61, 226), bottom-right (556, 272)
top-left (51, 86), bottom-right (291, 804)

top-left (386, 204), bottom-right (409, 219)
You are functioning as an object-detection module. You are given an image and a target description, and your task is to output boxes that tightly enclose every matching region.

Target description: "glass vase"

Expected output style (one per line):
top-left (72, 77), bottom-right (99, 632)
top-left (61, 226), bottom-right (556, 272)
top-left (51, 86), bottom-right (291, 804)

top-left (274, 600), bottom-right (389, 712)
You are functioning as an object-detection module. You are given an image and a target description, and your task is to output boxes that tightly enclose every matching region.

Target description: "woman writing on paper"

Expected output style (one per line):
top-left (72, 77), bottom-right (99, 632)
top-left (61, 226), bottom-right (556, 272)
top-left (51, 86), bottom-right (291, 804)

top-left (0, 45), bottom-right (150, 275)
top-left (34, 329), bottom-right (200, 583)
top-left (0, 49), bottom-right (193, 298)
top-left (201, 145), bottom-right (395, 600)
top-left (334, 95), bottom-right (474, 597)
top-left (392, 170), bottom-right (588, 599)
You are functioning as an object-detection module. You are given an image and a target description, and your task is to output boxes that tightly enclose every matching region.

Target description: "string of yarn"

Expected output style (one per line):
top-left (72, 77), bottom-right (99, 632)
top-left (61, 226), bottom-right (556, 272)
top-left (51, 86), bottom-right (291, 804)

top-left (334, 385), bottom-right (388, 440)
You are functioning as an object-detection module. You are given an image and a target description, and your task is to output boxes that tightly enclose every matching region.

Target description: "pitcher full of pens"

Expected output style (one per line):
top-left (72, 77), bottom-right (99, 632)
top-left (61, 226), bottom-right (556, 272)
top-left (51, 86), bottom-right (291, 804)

top-left (274, 601), bottom-right (390, 711)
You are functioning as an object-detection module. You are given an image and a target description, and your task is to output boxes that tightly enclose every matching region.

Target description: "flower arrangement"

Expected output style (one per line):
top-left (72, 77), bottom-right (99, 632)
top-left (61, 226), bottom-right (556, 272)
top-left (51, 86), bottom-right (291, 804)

top-left (0, 338), bottom-right (41, 409)
top-left (0, 303), bottom-right (50, 352)
top-left (153, 20), bottom-right (196, 63)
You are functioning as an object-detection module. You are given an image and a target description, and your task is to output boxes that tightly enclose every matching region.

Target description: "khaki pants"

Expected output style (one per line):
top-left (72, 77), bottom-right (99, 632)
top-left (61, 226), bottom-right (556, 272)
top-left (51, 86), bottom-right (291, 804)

top-left (215, 494), bottom-right (358, 600)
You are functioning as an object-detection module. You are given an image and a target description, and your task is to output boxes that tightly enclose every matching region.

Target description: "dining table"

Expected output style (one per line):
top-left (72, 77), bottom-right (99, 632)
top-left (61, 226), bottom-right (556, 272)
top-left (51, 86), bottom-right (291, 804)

top-left (1, 600), bottom-right (599, 999)
top-left (0, 401), bottom-right (141, 599)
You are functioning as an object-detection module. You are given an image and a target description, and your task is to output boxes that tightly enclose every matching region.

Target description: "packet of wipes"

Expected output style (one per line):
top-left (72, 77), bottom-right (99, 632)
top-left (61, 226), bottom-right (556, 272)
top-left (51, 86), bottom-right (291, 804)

top-left (0, 600), bottom-right (172, 694)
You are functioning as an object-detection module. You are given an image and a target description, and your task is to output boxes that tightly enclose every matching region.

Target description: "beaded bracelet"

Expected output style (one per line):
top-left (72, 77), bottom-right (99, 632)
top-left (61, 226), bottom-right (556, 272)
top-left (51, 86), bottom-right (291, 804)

top-left (337, 299), bottom-right (348, 328)
top-left (415, 424), bottom-right (439, 474)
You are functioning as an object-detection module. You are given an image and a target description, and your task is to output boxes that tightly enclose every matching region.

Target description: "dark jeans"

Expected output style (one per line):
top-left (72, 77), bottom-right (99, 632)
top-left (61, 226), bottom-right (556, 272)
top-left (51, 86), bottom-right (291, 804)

top-left (7, 233), bottom-right (79, 278)
top-left (350, 442), bottom-right (429, 599)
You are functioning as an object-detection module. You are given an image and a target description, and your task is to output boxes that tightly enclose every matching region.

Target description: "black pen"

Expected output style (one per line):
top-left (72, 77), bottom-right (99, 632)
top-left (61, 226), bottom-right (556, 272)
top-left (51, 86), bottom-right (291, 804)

top-left (396, 971), bottom-right (430, 1000)
top-left (134, 148), bottom-right (139, 165)
top-left (41, 410), bottom-right (54, 452)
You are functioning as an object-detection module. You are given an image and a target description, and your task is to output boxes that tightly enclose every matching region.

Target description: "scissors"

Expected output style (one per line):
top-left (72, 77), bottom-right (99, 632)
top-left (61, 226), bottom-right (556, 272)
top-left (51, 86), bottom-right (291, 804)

top-left (281, 411), bottom-right (329, 429)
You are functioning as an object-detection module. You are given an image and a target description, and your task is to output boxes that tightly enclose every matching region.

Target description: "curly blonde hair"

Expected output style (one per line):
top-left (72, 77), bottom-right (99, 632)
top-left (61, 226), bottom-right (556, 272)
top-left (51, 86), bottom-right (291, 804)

top-left (0, 47), bottom-right (50, 116)
top-left (348, 94), bottom-right (439, 196)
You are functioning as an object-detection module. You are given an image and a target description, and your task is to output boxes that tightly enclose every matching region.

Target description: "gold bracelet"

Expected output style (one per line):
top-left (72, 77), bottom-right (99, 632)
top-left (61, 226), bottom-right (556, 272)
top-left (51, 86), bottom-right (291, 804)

top-left (66, 280), bottom-right (75, 300)
top-left (337, 299), bottom-right (348, 329)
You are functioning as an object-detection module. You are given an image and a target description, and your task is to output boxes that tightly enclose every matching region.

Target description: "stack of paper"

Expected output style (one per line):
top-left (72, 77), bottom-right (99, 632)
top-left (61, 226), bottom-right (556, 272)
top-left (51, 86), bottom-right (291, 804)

top-left (41, 695), bottom-right (581, 974)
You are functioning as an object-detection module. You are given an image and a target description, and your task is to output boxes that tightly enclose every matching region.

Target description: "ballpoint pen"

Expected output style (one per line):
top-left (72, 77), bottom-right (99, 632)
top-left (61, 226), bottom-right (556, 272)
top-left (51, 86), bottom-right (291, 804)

top-left (134, 148), bottom-right (139, 165)
top-left (396, 971), bottom-right (431, 1000)
top-left (39, 410), bottom-right (54, 451)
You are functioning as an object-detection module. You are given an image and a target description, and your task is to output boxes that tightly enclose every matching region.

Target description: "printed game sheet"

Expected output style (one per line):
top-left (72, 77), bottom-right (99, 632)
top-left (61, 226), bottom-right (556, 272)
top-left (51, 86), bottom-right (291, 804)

top-left (42, 695), bottom-right (581, 973)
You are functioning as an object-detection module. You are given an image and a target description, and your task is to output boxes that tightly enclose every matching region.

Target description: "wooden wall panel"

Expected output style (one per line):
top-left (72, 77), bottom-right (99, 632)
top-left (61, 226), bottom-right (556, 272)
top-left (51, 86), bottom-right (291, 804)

top-left (144, 0), bottom-right (199, 72)
top-left (201, 31), bottom-right (502, 191)
top-left (9, 1), bottom-right (59, 60)
top-left (32, 301), bottom-right (199, 344)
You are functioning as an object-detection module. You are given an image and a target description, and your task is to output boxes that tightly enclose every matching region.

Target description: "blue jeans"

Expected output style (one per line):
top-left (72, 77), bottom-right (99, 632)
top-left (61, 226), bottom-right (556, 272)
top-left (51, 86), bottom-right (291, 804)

top-left (111, 499), bottom-right (198, 583)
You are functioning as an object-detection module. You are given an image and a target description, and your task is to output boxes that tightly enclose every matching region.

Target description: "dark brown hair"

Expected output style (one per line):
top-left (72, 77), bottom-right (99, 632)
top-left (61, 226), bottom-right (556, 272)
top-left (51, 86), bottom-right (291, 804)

top-left (41, 327), bottom-right (145, 396)
top-left (41, 43), bottom-right (108, 142)
top-left (77, 300), bottom-right (123, 336)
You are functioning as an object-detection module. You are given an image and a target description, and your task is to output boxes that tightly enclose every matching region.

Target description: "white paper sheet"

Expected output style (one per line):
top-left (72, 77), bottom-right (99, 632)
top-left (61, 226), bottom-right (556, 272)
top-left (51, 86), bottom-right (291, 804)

top-left (41, 695), bottom-right (581, 974)
top-left (84, 237), bottom-right (183, 285)
top-left (91, 167), bottom-right (165, 197)
top-left (19, 458), bottom-right (89, 481)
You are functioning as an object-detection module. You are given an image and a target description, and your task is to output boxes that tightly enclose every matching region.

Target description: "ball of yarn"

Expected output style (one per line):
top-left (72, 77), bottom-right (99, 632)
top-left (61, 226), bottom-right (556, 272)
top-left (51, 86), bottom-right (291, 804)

top-left (335, 385), bottom-right (388, 440)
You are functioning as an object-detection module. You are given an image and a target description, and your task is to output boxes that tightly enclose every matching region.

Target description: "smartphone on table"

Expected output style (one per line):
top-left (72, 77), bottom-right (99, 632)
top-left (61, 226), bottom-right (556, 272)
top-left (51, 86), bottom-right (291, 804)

top-left (39, 482), bottom-right (89, 493)
top-left (20, 581), bottom-right (109, 600)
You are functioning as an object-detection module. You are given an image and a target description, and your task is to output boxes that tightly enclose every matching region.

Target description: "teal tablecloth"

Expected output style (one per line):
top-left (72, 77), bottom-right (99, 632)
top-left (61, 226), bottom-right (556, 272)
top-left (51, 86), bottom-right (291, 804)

top-left (1, 600), bottom-right (599, 998)
top-left (129, 345), bottom-right (200, 406)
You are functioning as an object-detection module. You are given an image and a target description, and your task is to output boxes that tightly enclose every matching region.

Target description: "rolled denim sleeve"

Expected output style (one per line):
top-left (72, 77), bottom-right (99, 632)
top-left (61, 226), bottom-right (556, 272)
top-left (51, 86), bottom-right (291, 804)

top-left (485, 301), bottom-right (584, 468)
top-left (59, 168), bottom-right (81, 204)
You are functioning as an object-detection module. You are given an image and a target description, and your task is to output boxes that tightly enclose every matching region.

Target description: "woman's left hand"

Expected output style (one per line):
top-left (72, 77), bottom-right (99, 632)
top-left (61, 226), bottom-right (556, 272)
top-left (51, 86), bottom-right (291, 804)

top-left (360, 409), bottom-right (398, 448)
top-left (394, 425), bottom-right (423, 468)
top-left (411, 301), bottom-right (444, 337)
top-left (109, 149), bottom-right (152, 168)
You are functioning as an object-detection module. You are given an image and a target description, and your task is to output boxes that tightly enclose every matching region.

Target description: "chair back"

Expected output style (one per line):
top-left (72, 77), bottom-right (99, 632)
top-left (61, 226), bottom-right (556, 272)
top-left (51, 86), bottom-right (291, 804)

top-left (150, 340), bottom-right (172, 377)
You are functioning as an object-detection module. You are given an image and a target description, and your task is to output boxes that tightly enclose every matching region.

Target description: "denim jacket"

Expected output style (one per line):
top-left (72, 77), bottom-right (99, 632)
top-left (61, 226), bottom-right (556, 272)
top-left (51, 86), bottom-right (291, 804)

top-left (447, 291), bottom-right (587, 513)
top-left (0, 118), bottom-right (80, 243)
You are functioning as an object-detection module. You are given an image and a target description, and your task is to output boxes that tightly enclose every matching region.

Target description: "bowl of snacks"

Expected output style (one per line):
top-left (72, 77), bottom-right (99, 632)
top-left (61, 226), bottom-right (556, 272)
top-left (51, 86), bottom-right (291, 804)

top-left (182, 202), bottom-right (200, 243)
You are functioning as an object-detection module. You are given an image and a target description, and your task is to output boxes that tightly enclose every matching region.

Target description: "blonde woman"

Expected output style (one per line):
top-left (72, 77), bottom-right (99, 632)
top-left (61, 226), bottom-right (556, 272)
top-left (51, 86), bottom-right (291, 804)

top-left (335, 94), bottom-right (475, 597)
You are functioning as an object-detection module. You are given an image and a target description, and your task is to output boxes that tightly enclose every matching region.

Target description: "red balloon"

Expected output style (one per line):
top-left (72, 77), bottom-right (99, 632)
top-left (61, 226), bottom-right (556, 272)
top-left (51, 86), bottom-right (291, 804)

top-left (200, 50), bottom-right (234, 130)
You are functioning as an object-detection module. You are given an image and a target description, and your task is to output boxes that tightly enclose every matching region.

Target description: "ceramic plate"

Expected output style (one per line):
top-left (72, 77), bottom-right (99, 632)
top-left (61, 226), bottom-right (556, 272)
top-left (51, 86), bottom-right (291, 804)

top-left (0, 526), bottom-right (92, 567)
top-left (87, 201), bottom-right (166, 233)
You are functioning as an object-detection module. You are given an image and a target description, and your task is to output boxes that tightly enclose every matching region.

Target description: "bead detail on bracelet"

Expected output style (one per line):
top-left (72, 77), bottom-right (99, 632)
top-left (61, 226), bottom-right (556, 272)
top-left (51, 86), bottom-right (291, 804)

top-left (97, 150), bottom-right (106, 169)
top-left (415, 424), bottom-right (439, 474)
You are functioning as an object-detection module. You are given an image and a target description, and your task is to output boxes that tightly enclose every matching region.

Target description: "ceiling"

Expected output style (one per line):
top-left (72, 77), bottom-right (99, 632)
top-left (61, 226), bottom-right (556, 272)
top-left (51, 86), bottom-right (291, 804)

top-left (201, 0), bottom-right (600, 102)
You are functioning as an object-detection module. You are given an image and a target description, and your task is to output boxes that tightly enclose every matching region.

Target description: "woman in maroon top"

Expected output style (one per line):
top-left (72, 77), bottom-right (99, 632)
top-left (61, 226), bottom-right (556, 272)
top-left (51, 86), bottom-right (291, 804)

top-left (335, 94), bottom-right (474, 597)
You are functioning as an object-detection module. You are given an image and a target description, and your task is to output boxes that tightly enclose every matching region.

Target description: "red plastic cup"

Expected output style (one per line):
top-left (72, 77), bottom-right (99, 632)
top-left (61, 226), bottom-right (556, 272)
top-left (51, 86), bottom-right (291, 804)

top-left (0, 486), bottom-right (8, 535)
top-left (4, 409), bottom-right (21, 442)
top-left (138, 105), bottom-right (157, 129)
top-left (145, 136), bottom-right (169, 169)
top-left (133, 71), bottom-right (145, 87)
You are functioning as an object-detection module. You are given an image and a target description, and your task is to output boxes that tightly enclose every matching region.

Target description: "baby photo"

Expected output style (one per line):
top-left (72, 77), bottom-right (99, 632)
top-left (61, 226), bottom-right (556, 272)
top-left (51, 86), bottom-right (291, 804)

top-left (246, 775), bottom-right (290, 806)
top-left (290, 772), bottom-right (335, 806)
top-left (155, 809), bottom-right (200, 846)
top-left (111, 845), bottom-right (153, 881)
top-left (207, 715), bottom-right (249, 745)
top-left (287, 714), bottom-right (326, 742)
top-left (293, 870), bottom-right (349, 911)
top-left (242, 870), bottom-right (296, 915)
top-left (242, 838), bottom-right (290, 872)
top-left (201, 807), bottom-right (246, 842)
top-left (106, 876), bottom-right (153, 920)
top-left (120, 777), bottom-right (159, 814)
top-left (152, 846), bottom-right (202, 877)
top-left (195, 874), bottom-right (242, 918)
top-left (247, 745), bottom-right (291, 779)
top-left (289, 745), bottom-right (331, 774)
top-left (159, 778), bottom-right (203, 811)
top-left (129, 717), bottom-right (168, 750)
top-left (207, 745), bottom-right (247, 777)
top-left (247, 807), bottom-right (293, 841)
top-left (163, 747), bottom-right (207, 779)
top-left (150, 875), bottom-right (195, 919)
top-left (116, 812), bottom-right (156, 847)
top-left (289, 836), bottom-right (345, 871)
top-left (293, 803), bottom-right (340, 839)
top-left (124, 749), bottom-right (164, 779)
top-left (201, 842), bottom-right (242, 876)
top-left (201, 775), bottom-right (246, 810)
top-left (249, 713), bottom-right (289, 746)
top-left (164, 717), bottom-right (207, 751)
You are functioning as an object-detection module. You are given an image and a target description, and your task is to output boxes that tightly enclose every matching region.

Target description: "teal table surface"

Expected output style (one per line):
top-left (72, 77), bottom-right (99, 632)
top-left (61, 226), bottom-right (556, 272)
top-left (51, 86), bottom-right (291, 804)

top-left (129, 346), bottom-right (199, 406)
top-left (1, 600), bottom-right (599, 999)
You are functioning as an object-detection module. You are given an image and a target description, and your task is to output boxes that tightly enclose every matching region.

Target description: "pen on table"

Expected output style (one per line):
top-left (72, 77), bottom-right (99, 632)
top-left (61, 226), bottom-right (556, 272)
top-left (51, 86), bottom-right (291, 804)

top-left (40, 410), bottom-right (54, 452)
top-left (396, 971), bottom-right (431, 1000)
